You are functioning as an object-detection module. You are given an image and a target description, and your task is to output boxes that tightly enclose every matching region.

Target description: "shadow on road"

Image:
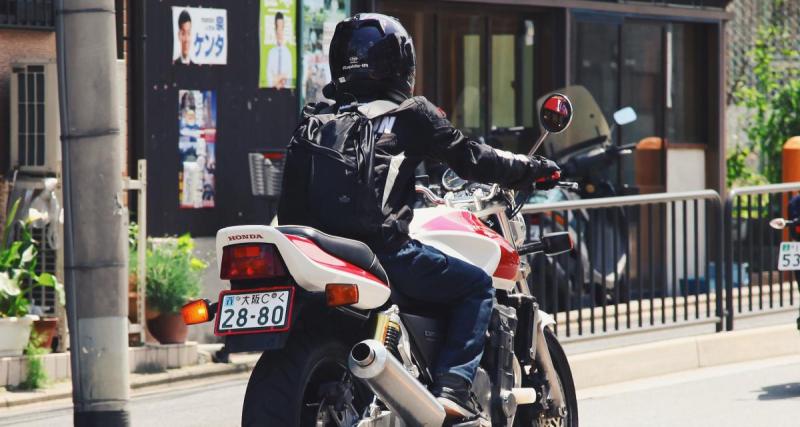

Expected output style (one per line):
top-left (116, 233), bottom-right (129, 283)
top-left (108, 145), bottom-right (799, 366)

top-left (757, 383), bottom-right (800, 401)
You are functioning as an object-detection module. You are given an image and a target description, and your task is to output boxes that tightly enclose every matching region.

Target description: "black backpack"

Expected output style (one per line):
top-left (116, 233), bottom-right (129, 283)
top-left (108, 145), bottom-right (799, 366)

top-left (278, 100), bottom-right (412, 242)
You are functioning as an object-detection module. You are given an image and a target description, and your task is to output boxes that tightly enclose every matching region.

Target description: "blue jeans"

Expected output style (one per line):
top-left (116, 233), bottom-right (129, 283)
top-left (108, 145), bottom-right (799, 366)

top-left (376, 239), bottom-right (495, 383)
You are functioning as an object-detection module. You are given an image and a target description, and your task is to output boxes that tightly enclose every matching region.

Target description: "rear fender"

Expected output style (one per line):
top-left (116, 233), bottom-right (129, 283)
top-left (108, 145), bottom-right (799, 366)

top-left (216, 225), bottom-right (390, 310)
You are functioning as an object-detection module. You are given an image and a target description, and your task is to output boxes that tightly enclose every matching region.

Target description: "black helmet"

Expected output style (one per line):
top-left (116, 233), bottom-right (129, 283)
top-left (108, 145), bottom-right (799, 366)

top-left (329, 13), bottom-right (415, 99)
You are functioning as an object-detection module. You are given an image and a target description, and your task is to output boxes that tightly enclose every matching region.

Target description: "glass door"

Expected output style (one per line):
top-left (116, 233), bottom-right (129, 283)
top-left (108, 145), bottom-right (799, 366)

top-left (438, 13), bottom-right (486, 138)
top-left (487, 15), bottom-right (537, 153)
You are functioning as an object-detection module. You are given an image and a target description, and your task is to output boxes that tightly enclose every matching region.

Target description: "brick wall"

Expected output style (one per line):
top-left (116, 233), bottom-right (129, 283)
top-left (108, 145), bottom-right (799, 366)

top-left (0, 29), bottom-right (56, 174)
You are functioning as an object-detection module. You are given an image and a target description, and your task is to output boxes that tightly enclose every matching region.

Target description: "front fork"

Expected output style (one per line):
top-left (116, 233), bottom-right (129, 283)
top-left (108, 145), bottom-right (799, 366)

top-left (533, 318), bottom-right (567, 418)
top-left (518, 258), bottom-right (567, 417)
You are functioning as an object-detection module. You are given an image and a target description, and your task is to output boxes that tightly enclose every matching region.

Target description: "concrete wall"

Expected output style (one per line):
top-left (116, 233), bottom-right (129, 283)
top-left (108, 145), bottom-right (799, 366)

top-left (0, 29), bottom-right (56, 173)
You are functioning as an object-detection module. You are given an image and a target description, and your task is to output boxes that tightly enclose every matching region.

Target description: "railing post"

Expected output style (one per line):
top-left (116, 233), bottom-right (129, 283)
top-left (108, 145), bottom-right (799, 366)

top-left (721, 197), bottom-right (732, 331)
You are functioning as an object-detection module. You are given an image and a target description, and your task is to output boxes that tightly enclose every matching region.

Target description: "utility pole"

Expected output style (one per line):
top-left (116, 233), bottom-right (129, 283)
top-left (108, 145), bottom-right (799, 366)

top-left (55, 0), bottom-right (130, 425)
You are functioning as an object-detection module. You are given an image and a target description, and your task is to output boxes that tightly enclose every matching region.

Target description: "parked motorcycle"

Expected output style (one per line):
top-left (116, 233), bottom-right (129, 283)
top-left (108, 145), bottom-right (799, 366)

top-left (526, 86), bottom-right (637, 309)
top-left (181, 94), bottom-right (579, 426)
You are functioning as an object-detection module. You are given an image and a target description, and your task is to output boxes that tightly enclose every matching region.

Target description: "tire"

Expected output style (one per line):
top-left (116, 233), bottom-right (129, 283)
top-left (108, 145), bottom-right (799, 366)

top-left (516, 328), bottom-right (579, 427)
top-left (241, 331), bottom-right (372, 427)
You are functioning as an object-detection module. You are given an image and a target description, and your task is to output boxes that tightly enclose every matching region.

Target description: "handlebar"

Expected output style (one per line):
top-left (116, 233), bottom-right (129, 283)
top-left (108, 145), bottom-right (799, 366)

top-left (415, 185), bottom-right (445, 205)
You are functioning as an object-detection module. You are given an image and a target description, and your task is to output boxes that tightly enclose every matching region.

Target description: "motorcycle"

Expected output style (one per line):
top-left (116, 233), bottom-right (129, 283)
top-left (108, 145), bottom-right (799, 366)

top-left (526, 86), bottom-right (638, 309)
top-left (181, 94), bottom-right (579, 427)
top-left (769, 211), bottom-right (800, 330)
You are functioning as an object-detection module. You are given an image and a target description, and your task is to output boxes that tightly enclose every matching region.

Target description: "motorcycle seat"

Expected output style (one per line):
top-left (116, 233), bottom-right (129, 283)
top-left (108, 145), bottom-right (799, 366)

top-left (276, 226), bottom-right (389, 284)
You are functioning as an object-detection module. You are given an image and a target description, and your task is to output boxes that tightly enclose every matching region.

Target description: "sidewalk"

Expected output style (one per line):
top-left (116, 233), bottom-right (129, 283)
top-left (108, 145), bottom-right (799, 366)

top-left (569, 323), bottom-right (800, 389)
top-left (0, 351), bottom-right (259, 409)
top-left (2, 323), bottom-right (797, 409)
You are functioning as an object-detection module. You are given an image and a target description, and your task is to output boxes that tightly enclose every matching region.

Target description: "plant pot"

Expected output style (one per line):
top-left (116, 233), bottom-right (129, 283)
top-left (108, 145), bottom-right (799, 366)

top-left (145, 306), bottom-right (161, 321)
top-left (146, 312), bottom-right (188, 344)
top-left (0, 315), bottom-right (39, 356)
top-left (32, 317), bottom-right (58, 350)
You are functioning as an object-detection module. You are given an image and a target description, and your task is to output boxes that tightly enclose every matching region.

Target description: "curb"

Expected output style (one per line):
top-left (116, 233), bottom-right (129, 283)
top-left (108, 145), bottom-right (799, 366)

top-left (0, 356), bottom-right (259, 410)
top-left (569, 324), bottom-right (800, 390)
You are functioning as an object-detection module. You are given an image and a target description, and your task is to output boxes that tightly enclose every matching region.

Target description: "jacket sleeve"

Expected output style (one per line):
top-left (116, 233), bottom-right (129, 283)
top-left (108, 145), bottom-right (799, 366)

top-left (404, 97), bottom-right (538, 190)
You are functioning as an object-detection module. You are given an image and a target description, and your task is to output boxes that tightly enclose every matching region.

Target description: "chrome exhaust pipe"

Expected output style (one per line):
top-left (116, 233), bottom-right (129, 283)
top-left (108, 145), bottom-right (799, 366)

top-left (349, 340), bottom-right (446, 427)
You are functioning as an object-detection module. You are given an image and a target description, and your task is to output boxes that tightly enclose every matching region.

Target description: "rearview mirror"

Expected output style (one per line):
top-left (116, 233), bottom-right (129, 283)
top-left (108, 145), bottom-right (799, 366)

top-left (542, 232), bottom-right (573, 256)
top-left (613, 107), bottom-right (637, 126)
top-left (539, 94), bottom-right (573, 134)
top-left (769, 218), bottom-right (787, 230)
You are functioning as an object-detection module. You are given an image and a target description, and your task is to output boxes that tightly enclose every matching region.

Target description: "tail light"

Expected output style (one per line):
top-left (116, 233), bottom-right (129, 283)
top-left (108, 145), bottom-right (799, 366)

top-left (220, 243), bottom-right (287, 280)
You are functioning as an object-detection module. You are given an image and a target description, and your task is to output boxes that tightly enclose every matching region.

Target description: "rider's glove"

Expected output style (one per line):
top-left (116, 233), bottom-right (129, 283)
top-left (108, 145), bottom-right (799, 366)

top-left (529, 155), bottom-right (561, 191)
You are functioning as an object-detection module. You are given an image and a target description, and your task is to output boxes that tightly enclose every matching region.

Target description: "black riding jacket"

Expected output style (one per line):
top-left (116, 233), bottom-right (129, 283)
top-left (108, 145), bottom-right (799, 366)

top-left (279, 94), bottom-right (547, 252)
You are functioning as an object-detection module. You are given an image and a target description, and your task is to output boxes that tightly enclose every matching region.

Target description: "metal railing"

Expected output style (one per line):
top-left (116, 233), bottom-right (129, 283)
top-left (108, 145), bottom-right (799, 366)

top-left (724, 182), bottom-right (800, 331)
top-left (0, 0), bottom-right (54, 29)
top-left (521, 190), bottom-right (724, 341)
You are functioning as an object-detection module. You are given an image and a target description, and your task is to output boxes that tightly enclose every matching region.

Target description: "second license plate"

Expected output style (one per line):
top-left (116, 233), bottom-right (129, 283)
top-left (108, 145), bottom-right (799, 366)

top-left (778, 242), bottom-right (800, 271)
top-left (215, 287), bottom-right (293, 335)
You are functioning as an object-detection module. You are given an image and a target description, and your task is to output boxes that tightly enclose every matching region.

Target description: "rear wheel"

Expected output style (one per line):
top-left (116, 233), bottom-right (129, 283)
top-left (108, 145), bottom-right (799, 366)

top-left (241, 331), bottom-right (373, 426)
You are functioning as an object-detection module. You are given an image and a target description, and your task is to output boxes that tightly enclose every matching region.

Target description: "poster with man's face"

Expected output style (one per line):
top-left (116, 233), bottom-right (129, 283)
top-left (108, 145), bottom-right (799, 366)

top-left (172, 7), bottom-right (228, 66)
top-left (259, 0), bottom-right (297, 89)
top-left (301, 0), bottom-right (349, 105)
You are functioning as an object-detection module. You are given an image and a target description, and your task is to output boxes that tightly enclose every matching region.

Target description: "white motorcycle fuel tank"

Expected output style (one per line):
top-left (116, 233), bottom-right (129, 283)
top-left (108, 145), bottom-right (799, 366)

top-left (409, 207), bottom-right (521, 290)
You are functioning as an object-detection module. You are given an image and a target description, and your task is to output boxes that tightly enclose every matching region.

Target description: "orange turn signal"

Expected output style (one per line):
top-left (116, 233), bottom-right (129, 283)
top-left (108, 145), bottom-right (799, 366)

top-left (325, 284), bottom-right (359, 307)
top-left (182, 299), bottom-right (211, 325)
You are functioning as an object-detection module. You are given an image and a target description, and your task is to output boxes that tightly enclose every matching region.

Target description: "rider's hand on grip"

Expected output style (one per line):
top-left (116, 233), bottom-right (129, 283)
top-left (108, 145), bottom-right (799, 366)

top-left (530, 155), bottom-right (561, 190)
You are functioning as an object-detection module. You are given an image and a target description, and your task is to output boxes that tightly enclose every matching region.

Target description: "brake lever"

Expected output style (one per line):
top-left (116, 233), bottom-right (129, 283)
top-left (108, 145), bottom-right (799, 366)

top-left (557, 181), bottom-right (579, 191)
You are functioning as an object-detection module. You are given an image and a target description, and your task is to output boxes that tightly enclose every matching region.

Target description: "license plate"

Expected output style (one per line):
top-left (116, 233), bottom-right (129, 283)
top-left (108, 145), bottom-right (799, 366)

top-left (214, 287), bottom-right (294, 335)
top-left (778, 242), bottom-right (800, 271)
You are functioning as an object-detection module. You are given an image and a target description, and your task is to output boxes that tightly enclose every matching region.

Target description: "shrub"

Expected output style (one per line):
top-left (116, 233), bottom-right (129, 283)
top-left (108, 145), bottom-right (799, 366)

top-left (140, 233), bottom-right (206, 315)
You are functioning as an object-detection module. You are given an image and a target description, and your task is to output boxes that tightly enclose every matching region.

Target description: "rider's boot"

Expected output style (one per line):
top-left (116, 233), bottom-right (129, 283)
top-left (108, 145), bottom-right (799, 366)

top-left (432, 373), bottom-right (483, 420)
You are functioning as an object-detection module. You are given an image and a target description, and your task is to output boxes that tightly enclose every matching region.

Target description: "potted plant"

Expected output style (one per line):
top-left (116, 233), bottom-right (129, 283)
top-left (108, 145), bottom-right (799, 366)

top-left (0, 201), bottom-right (62, 356)
top-left (142, 233), bottom-right (205, 344)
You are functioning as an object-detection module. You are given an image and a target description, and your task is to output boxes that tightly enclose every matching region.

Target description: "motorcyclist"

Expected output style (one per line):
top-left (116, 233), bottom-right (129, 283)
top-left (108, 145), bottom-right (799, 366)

top-left (790, 194), bottom-right (800, 329)
top-left (279, 13), bottom-right (560, 420)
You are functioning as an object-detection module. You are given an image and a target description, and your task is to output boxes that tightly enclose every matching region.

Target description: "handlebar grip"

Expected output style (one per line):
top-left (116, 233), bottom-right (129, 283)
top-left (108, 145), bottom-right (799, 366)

top-left (536, 171), bottom-right (561, 183)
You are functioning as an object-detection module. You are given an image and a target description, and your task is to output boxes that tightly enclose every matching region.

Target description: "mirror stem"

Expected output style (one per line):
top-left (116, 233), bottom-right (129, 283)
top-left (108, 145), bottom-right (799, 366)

top-left (529, 131), bottom-right (550, 156)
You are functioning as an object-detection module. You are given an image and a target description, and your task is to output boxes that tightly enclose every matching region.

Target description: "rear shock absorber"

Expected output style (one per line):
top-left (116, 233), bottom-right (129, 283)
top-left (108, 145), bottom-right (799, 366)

top-left (373, 306), bottom-right (402, 358)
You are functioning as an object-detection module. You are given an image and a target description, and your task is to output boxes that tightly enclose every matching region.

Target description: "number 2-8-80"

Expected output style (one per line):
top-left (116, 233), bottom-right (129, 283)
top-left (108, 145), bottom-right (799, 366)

top-left (220, 305), bottom-right (286, 329)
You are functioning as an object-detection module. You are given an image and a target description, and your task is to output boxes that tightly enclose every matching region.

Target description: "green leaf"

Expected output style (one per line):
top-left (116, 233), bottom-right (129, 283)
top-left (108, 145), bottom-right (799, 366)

top-left (36, 272), bottom-right (57, 287)
top-left (2, 199), bottom-right (20, 248)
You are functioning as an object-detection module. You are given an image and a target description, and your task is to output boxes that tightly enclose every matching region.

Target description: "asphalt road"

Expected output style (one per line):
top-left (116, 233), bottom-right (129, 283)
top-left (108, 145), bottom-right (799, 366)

top-left (1, 355), bottom-right (799, 426)
top-left (0, 374), bottom-right (249, 427)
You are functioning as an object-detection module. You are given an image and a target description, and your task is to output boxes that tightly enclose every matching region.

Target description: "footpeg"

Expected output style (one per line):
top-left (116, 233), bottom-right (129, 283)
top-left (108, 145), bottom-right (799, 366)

top-left (511, 387), bottom-right (539, 405)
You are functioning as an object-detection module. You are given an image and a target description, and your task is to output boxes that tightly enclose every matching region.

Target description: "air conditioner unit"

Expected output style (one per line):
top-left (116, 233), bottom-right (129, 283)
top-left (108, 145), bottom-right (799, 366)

top-left (9, 61), bottom-right (61, 175)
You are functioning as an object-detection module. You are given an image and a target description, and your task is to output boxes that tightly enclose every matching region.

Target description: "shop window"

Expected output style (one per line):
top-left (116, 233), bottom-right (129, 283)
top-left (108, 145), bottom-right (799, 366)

top-left (620, 21), bottom-right (664, 147)
top-left (666, 23), bottom-right (708, 144)
top-left (438, 14), bottom-right (485, 136)
top-left (490, 17), bottom-right (535, 131)
top-left (572, 19), bottom-right (620, 123)
top-left (491, 34), bottom-right (516, 128)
